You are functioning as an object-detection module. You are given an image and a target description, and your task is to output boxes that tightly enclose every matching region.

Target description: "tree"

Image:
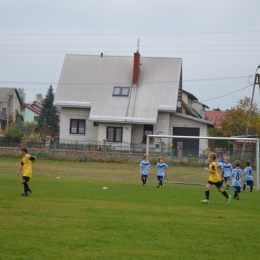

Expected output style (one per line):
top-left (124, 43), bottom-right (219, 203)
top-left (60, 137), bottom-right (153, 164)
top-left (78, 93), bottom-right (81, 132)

top-left (35, 85), bottom-right (59, 137)
top-left (221, 97), bottom-right (259, 137)
top-left (2, 124), bottom-right (24, 143)
top-left (18, 88), bottom-right (26, 104)
top-left (14, 111), bottom-right (25, 132)
top-left (35, 93), bottom-right (44, 104)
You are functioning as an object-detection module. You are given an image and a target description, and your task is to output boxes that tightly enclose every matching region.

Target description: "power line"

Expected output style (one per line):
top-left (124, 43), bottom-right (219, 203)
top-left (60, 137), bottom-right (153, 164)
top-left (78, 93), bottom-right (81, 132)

top-left (0, 31), bottom-right (260, 36)
top-left (0, 76), bottom-right (251, 85)
top-left (1, 44), bottom-right (260, 47)
top-left (200, 84), bottom-right (253, 102)
top-left (1, 50), bottom-right (260, 53)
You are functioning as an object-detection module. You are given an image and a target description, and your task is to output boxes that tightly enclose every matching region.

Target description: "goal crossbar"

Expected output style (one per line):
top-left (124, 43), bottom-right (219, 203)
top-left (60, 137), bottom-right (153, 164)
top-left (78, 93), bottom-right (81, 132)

top-left (146, 135), bottom-right (260, 190)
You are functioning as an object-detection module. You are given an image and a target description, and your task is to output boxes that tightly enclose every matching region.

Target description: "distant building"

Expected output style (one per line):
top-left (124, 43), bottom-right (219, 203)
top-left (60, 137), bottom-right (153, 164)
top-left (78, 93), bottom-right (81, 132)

top-left (205, 109), bottom-right (226, 129)
top-left (20, 101), bottom-right (43, 123)
top-left (0, 88), bottom-right (23, 131)
top-left (182, 90), bottom-right (209, 119)
top-left (54, 52), bottom-right (214, 152)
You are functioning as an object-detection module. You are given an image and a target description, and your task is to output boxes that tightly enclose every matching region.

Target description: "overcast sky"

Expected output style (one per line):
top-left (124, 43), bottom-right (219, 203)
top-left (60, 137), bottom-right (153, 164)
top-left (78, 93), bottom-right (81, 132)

top-left (0, 0), bottom-right (260, 110)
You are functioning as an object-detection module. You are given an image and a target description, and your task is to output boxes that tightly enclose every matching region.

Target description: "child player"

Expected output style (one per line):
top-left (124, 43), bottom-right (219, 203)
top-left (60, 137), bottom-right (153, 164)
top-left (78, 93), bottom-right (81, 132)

top-left (231, 160), bottom-right (243, 200)
top-left (242, 161), bottom-right (254, 192)
top-left (16, 147), bottom-right (36, 196)
top-left (201, 152), bottom-right (231, 204)
top-left (221, 156), bottom-right (232, 189)
top-left (156, 157), bottom-right (168, 188)
top-left (218, 152), bottom-right (226, 186)
top-left (139, 154), bottom-right (151, 186)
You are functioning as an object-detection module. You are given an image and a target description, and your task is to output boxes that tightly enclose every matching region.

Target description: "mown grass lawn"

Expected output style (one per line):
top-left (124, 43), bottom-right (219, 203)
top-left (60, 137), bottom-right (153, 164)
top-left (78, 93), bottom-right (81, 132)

top-left (1, 159), bottom-right (260, 260)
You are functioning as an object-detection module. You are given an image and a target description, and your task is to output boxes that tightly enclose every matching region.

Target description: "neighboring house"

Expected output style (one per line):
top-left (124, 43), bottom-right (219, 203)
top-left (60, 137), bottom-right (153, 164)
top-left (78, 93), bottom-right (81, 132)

top-left (182, 90), bottom-right (209, 119)
top-left (54, 52), bottom-right (214, 152)
top-left (205, 109), bottom-right (226, 129)
top-left (20, 101), bottom-right (43, 123)
top-left (0, 88), bottom-right (23, 131)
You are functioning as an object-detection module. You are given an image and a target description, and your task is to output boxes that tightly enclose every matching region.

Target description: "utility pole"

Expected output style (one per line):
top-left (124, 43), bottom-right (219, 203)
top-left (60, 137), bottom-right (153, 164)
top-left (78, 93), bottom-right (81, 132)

top-left (242, 66), bottom-right (260, 155)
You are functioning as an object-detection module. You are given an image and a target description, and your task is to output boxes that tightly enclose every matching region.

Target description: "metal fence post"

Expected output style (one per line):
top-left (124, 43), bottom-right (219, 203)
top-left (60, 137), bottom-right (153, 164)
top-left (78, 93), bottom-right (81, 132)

top-left (53, 140), bottom-right (56, 160)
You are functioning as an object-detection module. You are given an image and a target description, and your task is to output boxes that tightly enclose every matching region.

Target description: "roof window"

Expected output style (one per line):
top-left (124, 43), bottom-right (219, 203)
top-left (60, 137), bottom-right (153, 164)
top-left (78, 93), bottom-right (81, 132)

top-left (113, 87), bottom-right (130, 97)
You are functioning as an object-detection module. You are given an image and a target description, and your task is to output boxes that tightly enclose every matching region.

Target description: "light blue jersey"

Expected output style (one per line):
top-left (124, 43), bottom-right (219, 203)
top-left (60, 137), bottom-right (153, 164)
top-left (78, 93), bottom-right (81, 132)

top-left (232, 168), bottom-right (243, 186)
top-left (139, 160), bottom-right (150, 175)
top-left (222, 163), bottom-right (232, 178)
top-left (156, 162), bottom-right (168, 177)
top-left (244, 166), bottom-right (253, 181)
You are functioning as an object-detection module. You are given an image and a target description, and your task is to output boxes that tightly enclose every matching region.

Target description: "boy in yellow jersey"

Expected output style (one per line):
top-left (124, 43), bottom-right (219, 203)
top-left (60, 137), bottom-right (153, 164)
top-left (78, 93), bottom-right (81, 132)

top-left (16, 147), bottom-right (36, 196)
top-left (201, 152), bottom-right (231, 204)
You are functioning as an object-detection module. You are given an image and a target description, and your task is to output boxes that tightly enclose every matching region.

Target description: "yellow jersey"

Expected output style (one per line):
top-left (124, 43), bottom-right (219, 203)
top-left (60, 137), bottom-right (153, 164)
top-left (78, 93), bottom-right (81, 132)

top-left (208, 161), bottom-right (221, 183)
top-left (21, 154), bottom-right (36, 178)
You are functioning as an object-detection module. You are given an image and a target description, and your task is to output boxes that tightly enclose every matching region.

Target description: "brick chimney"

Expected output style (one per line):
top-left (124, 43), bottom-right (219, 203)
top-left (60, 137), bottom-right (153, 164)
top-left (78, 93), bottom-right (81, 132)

top-left (132, 52), bottom-right (140, 84)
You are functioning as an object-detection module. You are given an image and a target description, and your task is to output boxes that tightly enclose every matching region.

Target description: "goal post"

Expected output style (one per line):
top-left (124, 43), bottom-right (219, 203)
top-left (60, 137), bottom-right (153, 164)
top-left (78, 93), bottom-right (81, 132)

top-left (146, 135), bottom-right (259, 190)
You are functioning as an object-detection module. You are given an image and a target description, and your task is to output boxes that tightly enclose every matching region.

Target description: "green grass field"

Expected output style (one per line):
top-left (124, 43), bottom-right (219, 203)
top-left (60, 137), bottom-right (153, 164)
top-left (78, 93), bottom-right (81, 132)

top-left (1, 159), bottom-right (260, 260)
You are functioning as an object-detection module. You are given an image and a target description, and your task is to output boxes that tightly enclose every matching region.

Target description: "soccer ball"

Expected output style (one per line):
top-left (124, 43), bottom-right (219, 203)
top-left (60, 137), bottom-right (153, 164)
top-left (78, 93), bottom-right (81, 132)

top-left (217, 162), bottom-right (223, 168)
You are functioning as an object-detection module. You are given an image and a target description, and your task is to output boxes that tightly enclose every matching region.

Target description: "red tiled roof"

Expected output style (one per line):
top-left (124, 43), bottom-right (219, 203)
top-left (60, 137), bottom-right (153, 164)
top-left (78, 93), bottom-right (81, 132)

top-left (205, 111), bottom-right (226, 128)
top-left (21, 104), bottom-right (41, 115)
top-left (32, 102), bottom-right (43, 109)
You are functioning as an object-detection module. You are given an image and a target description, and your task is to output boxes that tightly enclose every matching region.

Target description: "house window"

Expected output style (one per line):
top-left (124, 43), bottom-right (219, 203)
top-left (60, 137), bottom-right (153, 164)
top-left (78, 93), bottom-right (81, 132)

top-left (144, 125), bottom-right (153, 136)
top-left (2, 108), bottom-right (6, 116)
top-left (1, 121), bottom-right (6, 130)
top-left (113, 87), bottom-right (130, 97)
top-left (93, 122), bottom-right (99, 126)
top-left (34, 116), bottom-right (40, 122)
top-left (107, 127), bottom-right (123, 142)
top-left (70, 119), bottom-right (86, 134)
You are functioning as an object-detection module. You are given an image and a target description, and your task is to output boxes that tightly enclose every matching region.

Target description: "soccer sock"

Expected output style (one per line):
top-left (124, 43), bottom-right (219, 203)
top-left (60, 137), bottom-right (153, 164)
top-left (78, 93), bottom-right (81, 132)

top-left (141, 177), bottom-right (145, 184)
top-left (205, 190), bottom-right (210, 200)
top-left (221, 190), bottom-right (229, 198)
top-left (221, 180), bottom-right (224, 186)
top-left (145, 178), bottom-right (147, 184)
top-left (159, 179), bottom-right (162, 186)
top-left (23, 182), bottom-right (29, 192)
top-left (250, 185), bottom-right (253, 192)
top-left (243, 184), bottom-right (246, 191)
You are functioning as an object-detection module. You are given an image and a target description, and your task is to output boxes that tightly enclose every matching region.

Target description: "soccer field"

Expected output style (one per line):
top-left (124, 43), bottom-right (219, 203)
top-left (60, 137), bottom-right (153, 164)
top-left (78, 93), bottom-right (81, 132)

top-left (1, 159), bottom-right (260, 260)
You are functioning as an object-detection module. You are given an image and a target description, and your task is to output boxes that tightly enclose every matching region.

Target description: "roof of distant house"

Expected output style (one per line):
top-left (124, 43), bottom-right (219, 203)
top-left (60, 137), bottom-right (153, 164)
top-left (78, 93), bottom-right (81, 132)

top-left (205, 110), bottom-right (226, 128)
top-left (31, 101), bottom-right (43, 110)
top-left (0, 87), bottom-right (23, 106)
top-left (21, 103), bottom-right (42, 115)
top-left (54, 54), bottom-right (182, 124)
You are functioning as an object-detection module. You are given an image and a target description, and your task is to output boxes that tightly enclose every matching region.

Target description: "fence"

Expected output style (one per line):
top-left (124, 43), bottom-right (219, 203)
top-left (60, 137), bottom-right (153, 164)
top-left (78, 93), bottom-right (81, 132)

top-left (0, 137), bottom-right (258, 167)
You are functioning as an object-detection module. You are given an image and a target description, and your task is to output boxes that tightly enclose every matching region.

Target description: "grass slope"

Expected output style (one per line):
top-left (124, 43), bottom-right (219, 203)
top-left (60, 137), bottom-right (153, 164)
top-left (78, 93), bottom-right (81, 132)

top-left (1, 159), bottom-right (260, 260)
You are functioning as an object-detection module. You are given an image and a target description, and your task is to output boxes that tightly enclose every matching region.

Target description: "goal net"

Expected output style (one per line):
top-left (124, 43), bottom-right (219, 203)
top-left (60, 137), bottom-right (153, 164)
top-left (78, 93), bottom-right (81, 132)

top-left (146, 135), bottom-right (259, 190)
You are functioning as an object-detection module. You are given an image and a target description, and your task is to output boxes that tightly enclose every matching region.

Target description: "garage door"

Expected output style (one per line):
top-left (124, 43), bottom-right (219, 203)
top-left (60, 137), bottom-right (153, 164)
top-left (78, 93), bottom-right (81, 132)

top-left (172, 127), bottom-right (200, 156)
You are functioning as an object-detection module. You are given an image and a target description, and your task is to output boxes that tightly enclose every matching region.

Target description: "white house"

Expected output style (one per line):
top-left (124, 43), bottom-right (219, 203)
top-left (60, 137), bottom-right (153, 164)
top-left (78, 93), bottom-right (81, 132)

top-left (54, 52), bottom-right (214, 152)
top-left (0, 88), bottom-right (23, 132)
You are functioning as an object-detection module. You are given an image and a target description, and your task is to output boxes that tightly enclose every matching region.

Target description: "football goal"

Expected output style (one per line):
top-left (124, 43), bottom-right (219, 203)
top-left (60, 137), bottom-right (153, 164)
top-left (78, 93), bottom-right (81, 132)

top-left (145, 135), bottom-right (259, 190)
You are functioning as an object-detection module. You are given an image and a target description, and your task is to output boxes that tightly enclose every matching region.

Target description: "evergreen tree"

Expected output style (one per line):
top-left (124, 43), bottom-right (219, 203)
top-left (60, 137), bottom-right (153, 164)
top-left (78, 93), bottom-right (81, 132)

top-left (35, 85), bottom-right (59, 137)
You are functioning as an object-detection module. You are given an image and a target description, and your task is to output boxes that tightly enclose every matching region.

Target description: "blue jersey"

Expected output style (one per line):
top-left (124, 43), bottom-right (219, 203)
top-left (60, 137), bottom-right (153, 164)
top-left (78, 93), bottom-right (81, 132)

top-left (232, 168), bottom-right (243, 186)
top-left (244, 166), bottom-right (253, 181)
top-left (139, 160), bottom-right (150, 175)
top-left (222, 163), bottom-right (232, 177)
top-left (218, 158), bottom-right (225, 164)
top-left (156, 162), bottom-right (168, 176)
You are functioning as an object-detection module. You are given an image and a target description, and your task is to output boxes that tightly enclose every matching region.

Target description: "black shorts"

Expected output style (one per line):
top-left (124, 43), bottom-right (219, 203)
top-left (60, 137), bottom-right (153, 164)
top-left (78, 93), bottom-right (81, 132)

top-left (22, 176), bottom-right (30, 182)
top-left (207, 180), bottom-right (222, 188)
top-left (246, 180), bottom-right (254, 186)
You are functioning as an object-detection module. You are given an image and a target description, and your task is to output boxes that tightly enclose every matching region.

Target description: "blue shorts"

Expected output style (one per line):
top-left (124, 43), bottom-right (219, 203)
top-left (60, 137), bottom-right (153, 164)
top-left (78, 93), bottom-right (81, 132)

top-left (245, 180), bottom-right (254, 186)
top-left (157, 176), bottom-right (164, 181)
top-left (141, 174), bottom-right (148, 178)
top-left (233, 186), bottom-right (241, 193)
top-left (224, 177), bottom-right (230, 182)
